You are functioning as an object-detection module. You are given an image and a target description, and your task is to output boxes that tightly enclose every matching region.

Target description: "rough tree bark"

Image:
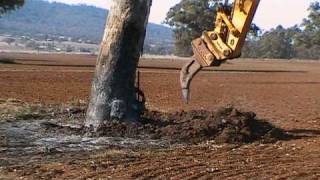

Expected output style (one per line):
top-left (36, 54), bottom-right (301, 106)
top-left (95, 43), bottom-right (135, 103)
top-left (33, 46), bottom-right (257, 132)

top-left (85, 0), bottom-right (152, 131)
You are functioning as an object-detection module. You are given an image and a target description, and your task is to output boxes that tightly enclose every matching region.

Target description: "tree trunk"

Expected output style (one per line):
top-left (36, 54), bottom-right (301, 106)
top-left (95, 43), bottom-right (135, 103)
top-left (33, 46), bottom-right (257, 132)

top-left (85, 0), bottom-right (152, 131)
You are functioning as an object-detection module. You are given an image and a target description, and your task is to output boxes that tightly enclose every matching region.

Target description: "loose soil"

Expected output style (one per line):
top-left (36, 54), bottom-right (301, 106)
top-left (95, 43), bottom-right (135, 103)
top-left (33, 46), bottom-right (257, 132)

top-left (0, 52), bottom-right (319, 179)
top-left (0, 105), bottom-right (300, 180)
top-left (94, 107), bottom-right (290, 144)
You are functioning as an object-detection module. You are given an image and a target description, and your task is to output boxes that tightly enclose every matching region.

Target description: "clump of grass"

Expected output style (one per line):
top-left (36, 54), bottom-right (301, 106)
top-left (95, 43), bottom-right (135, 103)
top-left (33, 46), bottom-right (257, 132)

top-left (91, 149), bottom-right (127, 159)
top-left (0, 99), bottom-right (57, 121)
top-left (14, 106), bottom-right (42, 120)
top-left (0, 99), bottom-right (6, 104)
top-left (0, 58), bottom-right (16, 64)
top-left (0, 99), bottom-right (87, 121)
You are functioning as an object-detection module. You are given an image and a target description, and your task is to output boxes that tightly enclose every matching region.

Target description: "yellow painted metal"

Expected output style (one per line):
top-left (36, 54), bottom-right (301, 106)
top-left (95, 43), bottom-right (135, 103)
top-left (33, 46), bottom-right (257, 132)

top-left (228, 0), bottom-right (260, 56)
top-left (199, 0), bottom-right (260, 66)
top-left (202, 31), bottom-right (231, 60)
top-left (180, 0), bottom-right (261, 103)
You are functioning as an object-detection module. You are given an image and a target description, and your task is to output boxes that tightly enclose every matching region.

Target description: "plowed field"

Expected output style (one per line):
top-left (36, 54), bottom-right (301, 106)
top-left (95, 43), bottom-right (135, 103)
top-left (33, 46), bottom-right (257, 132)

top-left (0, 52), bottom-right (319, 179)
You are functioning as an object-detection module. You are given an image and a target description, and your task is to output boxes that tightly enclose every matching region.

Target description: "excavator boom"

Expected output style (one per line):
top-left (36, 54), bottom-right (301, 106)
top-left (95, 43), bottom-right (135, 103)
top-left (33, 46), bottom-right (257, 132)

top-left (180, 0), bottom-right (260, 103)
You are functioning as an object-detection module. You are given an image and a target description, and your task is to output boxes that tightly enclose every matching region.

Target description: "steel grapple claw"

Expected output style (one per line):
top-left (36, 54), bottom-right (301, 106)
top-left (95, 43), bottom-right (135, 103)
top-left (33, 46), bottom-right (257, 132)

top-left (180, 58), bottom-right (202, 103)
top-left (179, 0), bottom-right (260, 104)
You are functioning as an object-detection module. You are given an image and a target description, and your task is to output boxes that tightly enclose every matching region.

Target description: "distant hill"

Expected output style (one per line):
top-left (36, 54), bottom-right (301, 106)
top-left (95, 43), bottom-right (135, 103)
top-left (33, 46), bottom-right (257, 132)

top-left (0, 0), bottom-right (173, 54)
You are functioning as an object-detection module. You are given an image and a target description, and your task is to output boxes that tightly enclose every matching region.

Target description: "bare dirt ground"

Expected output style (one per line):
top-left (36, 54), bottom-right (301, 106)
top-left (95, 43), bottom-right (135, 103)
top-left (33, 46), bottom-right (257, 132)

top-left (0, 52), bottom-right (320, 179)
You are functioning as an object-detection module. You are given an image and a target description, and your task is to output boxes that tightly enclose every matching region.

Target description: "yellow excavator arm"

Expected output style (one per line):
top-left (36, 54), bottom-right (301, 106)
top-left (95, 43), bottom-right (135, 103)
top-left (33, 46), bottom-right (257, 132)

top-left (180, 0), bottom-right (260, 103)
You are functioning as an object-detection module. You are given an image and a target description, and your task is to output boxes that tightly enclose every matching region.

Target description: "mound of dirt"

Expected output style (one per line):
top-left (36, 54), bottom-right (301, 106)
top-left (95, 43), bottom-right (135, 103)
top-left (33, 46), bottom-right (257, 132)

top-left (93, 107), bottom-right (291, 144)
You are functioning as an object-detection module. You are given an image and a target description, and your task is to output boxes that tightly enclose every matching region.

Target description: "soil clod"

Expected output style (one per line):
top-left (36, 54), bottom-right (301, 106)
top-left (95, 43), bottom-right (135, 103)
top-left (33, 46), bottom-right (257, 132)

top-left (94, 107), bottom-right (291, 144)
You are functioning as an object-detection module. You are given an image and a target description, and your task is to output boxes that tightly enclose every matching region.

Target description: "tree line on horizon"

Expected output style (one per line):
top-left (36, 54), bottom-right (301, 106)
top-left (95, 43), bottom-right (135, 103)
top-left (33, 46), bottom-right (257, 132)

top-left (165, 0), bottom-right (320, 60)
top-left (0, 0), bottom-right (24, 16)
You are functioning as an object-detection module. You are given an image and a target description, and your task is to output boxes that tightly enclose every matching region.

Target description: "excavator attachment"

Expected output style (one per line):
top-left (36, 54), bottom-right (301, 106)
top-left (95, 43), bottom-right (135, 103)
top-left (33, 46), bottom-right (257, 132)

top-left (180, 58), bottom-right (202, 103)
top-left (180, 0), bottom-right (260, 103)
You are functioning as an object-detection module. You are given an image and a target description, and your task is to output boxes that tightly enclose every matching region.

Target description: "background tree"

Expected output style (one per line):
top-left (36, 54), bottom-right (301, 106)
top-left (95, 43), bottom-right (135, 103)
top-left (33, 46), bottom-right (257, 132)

top-left (242, 1), bottom-right (320, 60)
top-left (85, 0), bottom-right (152, 132)
top-left (165, 0), bottom-right (219, 56)
top-left (302, 1), bottom-right (320, 32)
top-left (256, 25), bottom-right (293, 59)
top-left (293, 1), bottom-right (320, 59)
top-left (241, 24), bottom-right (262, 58)
top-left (167, 0), bottom-right (319, 60)
top-left (0, 0), bottom-right (24, 16)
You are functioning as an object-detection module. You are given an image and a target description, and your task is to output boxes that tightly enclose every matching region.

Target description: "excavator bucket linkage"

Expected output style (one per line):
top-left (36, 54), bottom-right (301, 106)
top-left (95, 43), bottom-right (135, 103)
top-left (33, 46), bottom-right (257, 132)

top-left (180, 0), bottom-right (260, 103)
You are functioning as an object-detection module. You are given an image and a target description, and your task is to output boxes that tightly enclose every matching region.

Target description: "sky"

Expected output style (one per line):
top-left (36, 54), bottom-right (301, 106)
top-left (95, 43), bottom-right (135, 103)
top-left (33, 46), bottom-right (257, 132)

top-left (47, 0), bottom-right (315, 30)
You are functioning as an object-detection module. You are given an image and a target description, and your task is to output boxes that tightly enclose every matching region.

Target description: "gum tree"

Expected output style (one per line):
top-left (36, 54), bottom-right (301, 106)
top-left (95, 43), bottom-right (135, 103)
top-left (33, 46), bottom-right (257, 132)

top-left (0, 0), bottom-right (24, 16)
top-left (85, 0), bottom-right (152, 132)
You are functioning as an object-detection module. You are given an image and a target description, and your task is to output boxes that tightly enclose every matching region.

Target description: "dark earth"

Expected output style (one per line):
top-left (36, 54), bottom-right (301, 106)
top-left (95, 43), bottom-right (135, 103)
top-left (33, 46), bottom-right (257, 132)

top-left (92, 107), bottom-right (292, 144)
top-left (0, 53), bottom-right (319, 179)
top-left (0, 104), bottom-right (297, 179)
